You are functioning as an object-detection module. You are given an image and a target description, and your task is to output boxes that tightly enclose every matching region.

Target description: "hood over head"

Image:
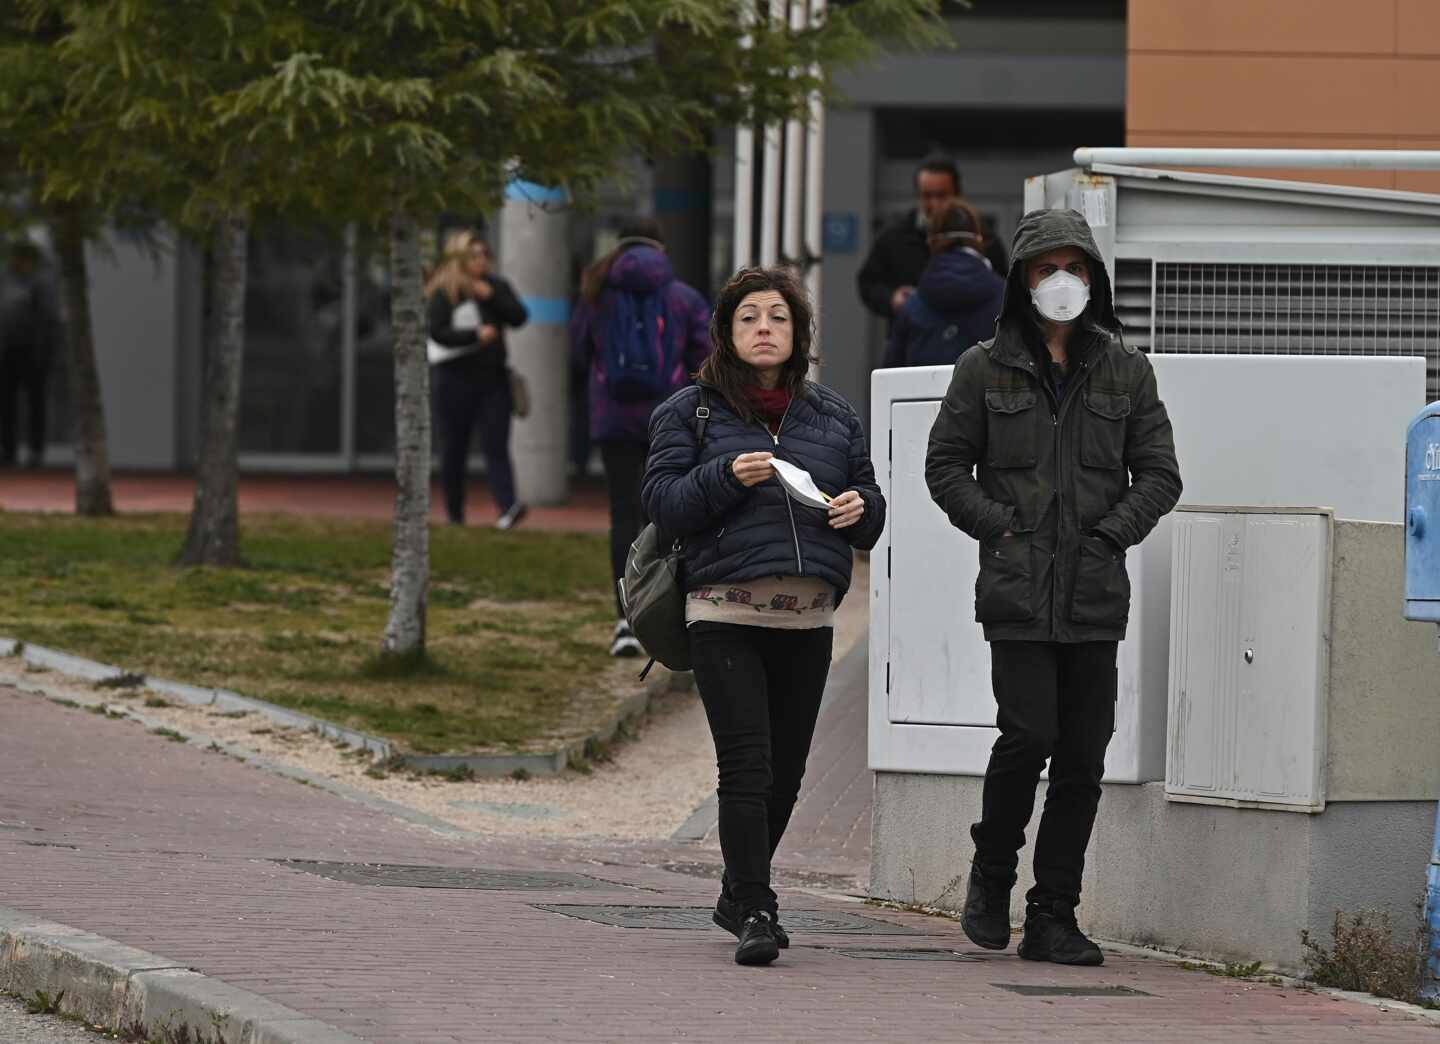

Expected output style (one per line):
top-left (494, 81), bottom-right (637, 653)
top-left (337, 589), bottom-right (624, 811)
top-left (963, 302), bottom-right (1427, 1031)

top-left (998, 208), bottom-right (1118, 333)
top-left (607, 244), bottom-right (675, 295)
top-left (916, 248), bottom-right (1003, 315)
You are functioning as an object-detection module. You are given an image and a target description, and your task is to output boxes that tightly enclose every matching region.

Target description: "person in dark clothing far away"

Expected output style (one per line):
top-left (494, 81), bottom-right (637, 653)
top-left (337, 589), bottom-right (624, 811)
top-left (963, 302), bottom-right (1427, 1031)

top-left (0, 241), bottom-right (60, 469)
top-left (884, 199), bottom-right (1005, 369)
top-left (642, 266), bottom-right (886, 966)
top-left (925, 208), bottom-right (1182, 967)
top-left (570, 217), bottom-right (712, 658)
top-left (856, 153), bottom-right (1008, 326)
top-left (425, 230), bottom-right (529, 529)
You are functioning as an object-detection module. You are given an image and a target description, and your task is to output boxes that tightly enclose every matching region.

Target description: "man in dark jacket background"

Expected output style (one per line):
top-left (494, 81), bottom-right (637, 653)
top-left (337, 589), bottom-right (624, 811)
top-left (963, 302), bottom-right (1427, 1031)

top-left (856, 153), bottom-right (1008, 326)
top-left (925, 209), bottom-right (1181, 966)
top-left (0, 241), bottom-right (60, 470)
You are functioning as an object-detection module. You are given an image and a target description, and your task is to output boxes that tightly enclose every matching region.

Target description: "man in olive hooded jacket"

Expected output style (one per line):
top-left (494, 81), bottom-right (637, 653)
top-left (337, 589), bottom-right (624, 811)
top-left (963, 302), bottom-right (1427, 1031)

top-left (925, 208), bottom-right (1181, 966)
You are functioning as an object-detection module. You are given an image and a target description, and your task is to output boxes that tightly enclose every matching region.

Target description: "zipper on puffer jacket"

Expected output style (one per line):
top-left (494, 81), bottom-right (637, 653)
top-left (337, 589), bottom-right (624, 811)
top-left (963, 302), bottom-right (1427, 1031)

top-left (768, 400), bottom-right (804, 574)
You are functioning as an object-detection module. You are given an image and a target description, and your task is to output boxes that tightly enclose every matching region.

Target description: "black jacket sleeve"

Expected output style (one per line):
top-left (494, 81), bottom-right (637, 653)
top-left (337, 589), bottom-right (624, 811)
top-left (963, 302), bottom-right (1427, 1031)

top-left (641, 397), bottom-right (751, 540)
top-left (857, 233), bottom-right (899, 320)
top-left (924, 347), bottom-right (1017, 541)
top-left (1092, 356), bottom-right (1183, 550)
top-left (426, 292), bottom-right (480, 348)
top-left (484, 277), bottom-right (528, 328)
top-left (841, 408), bottom-right (887, 550)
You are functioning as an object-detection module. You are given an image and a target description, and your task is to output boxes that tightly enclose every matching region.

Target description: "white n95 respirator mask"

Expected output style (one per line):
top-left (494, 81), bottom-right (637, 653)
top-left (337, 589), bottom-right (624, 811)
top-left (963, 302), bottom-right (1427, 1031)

top-left (1029, 270), bottom-right (1090, 323)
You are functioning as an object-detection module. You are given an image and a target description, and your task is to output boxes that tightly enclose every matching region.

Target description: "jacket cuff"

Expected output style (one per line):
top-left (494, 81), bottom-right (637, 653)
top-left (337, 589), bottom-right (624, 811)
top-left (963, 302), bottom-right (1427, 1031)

top-left (1092, 520), bottom-right (1127, 551)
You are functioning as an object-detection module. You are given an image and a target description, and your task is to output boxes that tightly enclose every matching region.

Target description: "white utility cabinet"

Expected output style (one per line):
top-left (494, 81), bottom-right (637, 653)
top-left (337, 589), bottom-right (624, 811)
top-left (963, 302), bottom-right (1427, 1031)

top-left (870, 355), bottom-right (1422, 784)
top-left (1166, 508), bottom-right (1332, 811)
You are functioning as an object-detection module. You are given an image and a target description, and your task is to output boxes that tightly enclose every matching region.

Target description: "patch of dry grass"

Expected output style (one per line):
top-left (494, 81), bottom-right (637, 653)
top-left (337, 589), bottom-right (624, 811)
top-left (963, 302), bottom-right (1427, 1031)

top-left (0, 512), bottom-right (626, 753)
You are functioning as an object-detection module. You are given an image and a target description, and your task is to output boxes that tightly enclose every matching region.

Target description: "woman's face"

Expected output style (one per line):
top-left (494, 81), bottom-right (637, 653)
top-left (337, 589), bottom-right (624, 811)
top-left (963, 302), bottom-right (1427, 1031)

top-left (731, 290), bottom-right (794, 374)
top-left (464, 240), bottom-right (491, 279)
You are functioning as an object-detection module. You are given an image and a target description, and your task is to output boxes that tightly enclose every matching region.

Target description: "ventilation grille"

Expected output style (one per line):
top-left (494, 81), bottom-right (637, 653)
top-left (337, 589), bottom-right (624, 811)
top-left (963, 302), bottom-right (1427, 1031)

top-left (1114, 258), bottom-right (1154, 351)
top-left (1147, 261), bottom-right (1440, 400)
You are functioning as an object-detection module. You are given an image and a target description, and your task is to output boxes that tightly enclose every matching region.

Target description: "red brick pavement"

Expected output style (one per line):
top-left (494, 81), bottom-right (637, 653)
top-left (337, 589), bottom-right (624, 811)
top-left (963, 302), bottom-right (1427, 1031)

top-left (0, 470), bottom-right (609, 532)
top-left (1, 686), bottom-right (1435, 1044)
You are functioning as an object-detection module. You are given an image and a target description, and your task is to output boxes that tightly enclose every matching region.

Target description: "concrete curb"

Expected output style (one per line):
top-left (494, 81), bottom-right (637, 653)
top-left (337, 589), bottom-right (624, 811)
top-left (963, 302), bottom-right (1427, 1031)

top-left (0, 636), bottom-right (693, 778)
top-left (0, 906), bottom-right (365, 1043)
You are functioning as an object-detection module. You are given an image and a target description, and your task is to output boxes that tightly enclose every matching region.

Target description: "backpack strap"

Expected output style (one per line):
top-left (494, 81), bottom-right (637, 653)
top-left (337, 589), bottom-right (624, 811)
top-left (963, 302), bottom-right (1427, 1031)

top-left (694, 387), bottom-right (711, 445)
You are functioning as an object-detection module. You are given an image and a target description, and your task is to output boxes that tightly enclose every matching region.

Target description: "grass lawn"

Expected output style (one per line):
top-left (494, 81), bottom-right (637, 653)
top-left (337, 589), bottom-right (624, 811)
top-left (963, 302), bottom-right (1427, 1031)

top-left (0, 512), bottom-right (623, 754)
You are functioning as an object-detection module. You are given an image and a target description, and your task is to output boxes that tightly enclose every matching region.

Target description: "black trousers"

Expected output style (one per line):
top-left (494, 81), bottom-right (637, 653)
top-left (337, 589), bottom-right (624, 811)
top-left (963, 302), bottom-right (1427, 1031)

top-left (599, 441), bottom-right (647, 618)
top-left (971, 640), bottom-right (1117, 910)
top-left (689, 622), bottom-right (834, 916)
top-left (432, 357), bottom-right (515, 523)
top-left (0, 346), bottom-right (49, 465)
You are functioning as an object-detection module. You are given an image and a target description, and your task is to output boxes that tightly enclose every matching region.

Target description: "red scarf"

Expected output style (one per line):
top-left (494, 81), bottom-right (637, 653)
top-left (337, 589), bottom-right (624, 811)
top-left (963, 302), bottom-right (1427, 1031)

top-left (745, 385), bottom-right (792, 435)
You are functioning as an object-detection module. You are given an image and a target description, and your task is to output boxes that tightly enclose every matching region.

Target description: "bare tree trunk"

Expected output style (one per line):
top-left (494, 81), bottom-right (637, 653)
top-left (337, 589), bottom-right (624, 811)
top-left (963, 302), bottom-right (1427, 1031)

top-left (53, 209), bottom-right (114, 516)
top-left (179, 209), bottom-right (248, 567)
top-left (381, 211), bottom-right (430, 656)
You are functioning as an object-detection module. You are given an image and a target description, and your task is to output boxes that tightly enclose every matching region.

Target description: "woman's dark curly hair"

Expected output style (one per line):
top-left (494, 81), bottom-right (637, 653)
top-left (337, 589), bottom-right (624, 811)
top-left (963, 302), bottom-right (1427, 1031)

top-left (696, 266), bottom-right (816, 423)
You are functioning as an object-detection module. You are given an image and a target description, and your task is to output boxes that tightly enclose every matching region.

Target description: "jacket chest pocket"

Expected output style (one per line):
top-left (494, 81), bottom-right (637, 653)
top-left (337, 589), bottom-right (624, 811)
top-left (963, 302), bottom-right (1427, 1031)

top-left (1079, 388), bottom-right (1131, 469)
top-left (984, 389), bottom-right (1039, 468)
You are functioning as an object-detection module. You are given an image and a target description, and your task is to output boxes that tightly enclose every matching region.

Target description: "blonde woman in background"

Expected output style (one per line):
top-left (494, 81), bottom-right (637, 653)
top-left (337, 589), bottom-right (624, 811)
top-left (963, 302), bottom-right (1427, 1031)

top-left (425, 230), bottom-right (529, 529)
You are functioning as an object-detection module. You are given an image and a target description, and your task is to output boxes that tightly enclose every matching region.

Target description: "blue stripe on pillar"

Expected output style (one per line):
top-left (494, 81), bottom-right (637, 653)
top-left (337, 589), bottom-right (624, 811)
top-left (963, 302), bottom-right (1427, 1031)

top-left (506, 180), bottom-right (568, 205)
top-left (522, 296), bottom-right (571, 324)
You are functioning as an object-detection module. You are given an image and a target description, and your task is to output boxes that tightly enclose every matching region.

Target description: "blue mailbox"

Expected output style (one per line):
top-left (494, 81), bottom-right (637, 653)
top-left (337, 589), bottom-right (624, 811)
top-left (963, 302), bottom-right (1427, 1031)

top-left (1406, 401), bottom-right (1440, 624)
top-left (1409, 401), bottom-right (1440, 1003)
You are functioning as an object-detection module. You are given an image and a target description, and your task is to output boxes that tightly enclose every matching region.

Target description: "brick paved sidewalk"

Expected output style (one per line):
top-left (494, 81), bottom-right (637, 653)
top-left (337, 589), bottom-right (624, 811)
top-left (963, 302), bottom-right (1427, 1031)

top-left (1, 686), bottom-right (1434, 1044)
top-left (0, 470), bottom-right (610, 532)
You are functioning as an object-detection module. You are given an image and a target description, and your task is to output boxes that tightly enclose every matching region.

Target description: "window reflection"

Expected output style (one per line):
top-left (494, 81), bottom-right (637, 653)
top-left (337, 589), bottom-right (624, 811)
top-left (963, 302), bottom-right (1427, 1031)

top-left (239, 227), bottom-right (344, 454)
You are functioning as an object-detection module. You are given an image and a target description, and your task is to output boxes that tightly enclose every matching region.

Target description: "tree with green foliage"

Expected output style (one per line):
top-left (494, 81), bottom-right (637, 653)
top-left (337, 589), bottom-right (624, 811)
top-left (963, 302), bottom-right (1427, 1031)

top-left (0, 5), bottom-right (116, 517)
top-left (26, 0), bottom-right (944, 655)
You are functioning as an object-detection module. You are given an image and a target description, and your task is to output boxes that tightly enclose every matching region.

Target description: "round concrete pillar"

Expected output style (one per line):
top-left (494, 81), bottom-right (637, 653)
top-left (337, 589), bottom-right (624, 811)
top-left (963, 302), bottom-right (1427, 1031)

top-left (499, 181), bottom-right (571, 506)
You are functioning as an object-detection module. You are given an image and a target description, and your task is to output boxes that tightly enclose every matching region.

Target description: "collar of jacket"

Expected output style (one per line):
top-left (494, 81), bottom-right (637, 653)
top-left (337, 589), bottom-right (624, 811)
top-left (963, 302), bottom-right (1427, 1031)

top-left (988, 315), bottom-right (1108, 380)
top-left (696, 378), bottom-right (819, 410)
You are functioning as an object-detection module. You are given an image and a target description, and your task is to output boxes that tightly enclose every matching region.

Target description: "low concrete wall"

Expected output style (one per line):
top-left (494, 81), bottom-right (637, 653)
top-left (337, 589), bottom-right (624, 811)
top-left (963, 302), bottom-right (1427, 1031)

top-left (870, 772), bottom-right (1435, 971)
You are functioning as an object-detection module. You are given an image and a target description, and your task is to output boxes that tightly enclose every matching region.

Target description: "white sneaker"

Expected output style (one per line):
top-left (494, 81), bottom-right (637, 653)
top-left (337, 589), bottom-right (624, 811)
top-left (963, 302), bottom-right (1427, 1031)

top-left (495, 503), bottom-right (528, 531)
top-left (610, 620), bottom-right (643, 658)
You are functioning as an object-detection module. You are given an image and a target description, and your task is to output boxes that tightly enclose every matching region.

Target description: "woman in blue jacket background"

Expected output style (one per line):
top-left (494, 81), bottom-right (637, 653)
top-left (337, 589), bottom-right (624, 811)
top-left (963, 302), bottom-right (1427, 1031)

top-left (642, 267), bottom-right (886, 966)
top-left (884, 200), bottom-right (1004, 369)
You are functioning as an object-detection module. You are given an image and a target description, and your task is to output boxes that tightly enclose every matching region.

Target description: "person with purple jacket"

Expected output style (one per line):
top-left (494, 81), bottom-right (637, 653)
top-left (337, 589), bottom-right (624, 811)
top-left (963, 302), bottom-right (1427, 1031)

top-left (570, 217), bottom-right (713, 657)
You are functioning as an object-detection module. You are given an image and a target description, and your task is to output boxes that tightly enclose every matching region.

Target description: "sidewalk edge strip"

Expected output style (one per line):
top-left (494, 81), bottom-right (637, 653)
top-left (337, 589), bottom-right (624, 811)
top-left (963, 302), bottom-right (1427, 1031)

top-left (0, 905), bottom-right (367, 1043)
top-left (0, 636), bottom-right (694, 778)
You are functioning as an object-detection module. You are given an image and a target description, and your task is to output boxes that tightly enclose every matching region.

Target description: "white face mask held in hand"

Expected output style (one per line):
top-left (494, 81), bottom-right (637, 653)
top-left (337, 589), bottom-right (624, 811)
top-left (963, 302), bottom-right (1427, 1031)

top-left (1029, 270), bottom-right (1090, 323)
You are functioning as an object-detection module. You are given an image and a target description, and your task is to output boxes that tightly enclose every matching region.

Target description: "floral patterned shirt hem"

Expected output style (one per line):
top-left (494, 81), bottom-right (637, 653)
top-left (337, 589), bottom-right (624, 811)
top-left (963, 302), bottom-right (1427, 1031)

top-left (684, 575), bottom-right (837, 630)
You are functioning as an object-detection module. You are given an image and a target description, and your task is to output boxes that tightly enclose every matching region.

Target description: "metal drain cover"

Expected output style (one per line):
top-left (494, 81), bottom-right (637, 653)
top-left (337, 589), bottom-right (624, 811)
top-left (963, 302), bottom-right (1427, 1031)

top-left (276, 860), bottom-right (608, 891)
top-left (834, 948), bottom-right (984, 962)
top-left (993, 984), bottom-right (1151, 997)
top-left (533, 905), bottom-right (921, 935)
top-left (658, 860), bottom-right (860, 891)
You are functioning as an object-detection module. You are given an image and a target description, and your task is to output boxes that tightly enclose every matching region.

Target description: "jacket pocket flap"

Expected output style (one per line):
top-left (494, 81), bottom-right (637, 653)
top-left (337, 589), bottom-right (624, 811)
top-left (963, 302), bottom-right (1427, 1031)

top-left (984, 389), bottom-right (1038, 414)
top-left (1084, 389), bottom-right (1131, 420)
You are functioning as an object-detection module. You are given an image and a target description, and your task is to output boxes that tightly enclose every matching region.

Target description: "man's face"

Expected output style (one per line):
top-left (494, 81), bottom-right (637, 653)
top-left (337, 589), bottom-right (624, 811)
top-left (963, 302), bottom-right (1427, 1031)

top-left (916, 170), bottom-right (958, 222)
top-left (1025, 246), bottom-right (1089, 290)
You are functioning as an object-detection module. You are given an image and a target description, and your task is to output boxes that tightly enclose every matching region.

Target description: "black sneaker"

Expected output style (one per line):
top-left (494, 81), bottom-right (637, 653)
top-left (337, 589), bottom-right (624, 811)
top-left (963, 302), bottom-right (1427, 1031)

top-left (734, 910), bottom-right (780, 966)
top-left (1017, 900), bottom-right (1104, 966)
top-left (714, 891), bottom-right (789, 949)
top-left (962, 866), bottom-right (1012, 950)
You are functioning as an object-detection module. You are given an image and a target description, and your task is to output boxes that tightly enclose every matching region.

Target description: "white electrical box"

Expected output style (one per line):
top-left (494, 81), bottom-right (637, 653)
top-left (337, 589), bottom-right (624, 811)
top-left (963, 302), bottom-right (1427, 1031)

top-left (869, 355), bottom-right (1422, 784)
top-left (1166, 509), bottom-right (1332, 811)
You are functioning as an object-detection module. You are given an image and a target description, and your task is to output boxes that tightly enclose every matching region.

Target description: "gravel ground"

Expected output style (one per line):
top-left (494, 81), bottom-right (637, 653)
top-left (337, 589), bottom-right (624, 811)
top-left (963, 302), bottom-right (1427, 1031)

top-left (1, 558), bottom-right (869, 845)
top-left (0, 994), bottom-right (108, 1043)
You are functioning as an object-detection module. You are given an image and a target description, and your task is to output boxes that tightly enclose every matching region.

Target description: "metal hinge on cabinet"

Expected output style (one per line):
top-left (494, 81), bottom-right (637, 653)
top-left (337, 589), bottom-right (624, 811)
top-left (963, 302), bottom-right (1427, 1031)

top-left (886, 661), bottom-right (891, 694)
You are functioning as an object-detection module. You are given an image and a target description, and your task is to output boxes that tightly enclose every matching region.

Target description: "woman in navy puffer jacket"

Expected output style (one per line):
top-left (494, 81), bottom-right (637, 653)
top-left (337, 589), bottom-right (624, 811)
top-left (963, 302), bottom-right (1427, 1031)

top-left (642, 266), bottom-right (886, 966)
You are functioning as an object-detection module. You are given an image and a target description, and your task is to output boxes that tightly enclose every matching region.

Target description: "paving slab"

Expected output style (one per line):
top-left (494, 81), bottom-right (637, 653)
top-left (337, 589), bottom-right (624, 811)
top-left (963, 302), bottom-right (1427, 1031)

top-left (1, 685), bottom-right (1437, 1043)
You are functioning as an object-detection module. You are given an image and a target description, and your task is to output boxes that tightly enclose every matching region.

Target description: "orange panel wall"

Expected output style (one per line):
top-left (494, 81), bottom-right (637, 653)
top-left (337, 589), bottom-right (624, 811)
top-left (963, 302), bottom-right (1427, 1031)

top-left (1127, 0), bottom-right (1440, 194)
